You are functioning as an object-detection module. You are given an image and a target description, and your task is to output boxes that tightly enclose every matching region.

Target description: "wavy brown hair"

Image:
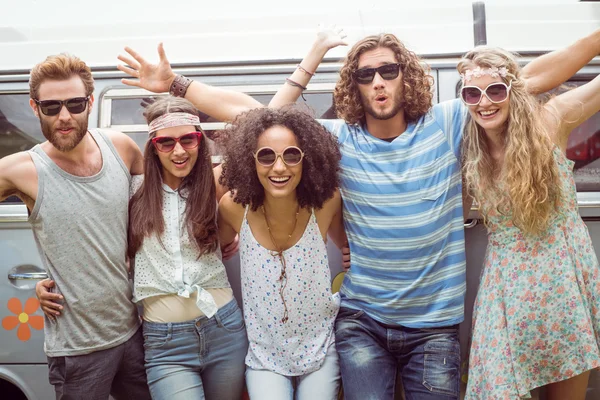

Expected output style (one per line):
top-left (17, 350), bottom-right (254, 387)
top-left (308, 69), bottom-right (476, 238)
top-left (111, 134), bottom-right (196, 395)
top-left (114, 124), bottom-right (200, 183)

top-left (30, 54), bottom-right (94, 99)
top-left (334, 34), bottom-right (433, 124)
top-left (458, 47), bottom-right (562, 235)
top-left (128, 97), bottom-right (218, 258)
top-left (219, 107), bottom-right (341, 211)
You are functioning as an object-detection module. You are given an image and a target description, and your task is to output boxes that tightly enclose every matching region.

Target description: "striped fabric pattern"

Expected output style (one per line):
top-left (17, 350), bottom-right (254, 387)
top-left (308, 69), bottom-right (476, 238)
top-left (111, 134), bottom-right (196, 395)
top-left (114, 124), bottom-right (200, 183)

top-left (320, 99), bottom-right (468, 328)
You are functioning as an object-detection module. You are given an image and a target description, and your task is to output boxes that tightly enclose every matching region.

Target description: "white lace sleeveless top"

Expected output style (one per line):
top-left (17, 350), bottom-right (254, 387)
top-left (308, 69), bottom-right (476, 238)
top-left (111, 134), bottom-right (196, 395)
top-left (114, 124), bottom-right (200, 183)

top-left (239, 207), bottom-right (340, 376)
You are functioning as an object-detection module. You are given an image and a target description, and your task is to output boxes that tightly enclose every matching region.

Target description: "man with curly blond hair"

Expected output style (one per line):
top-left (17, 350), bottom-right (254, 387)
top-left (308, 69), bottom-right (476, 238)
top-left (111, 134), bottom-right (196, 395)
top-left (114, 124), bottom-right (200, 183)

top-left (272, 32), bottom-right (600, 399)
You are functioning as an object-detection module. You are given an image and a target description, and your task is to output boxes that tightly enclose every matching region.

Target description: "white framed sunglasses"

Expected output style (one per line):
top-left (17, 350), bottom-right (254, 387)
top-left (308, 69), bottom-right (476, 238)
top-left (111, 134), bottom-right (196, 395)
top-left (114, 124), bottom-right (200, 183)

top-left (254, 146), bottom-right (304, 167)
top-left (460, 81), bottom-right (512, 106)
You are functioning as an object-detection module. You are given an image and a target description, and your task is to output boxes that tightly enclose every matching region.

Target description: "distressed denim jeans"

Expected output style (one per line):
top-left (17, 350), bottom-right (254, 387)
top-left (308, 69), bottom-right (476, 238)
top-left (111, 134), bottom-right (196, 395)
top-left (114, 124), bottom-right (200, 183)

top-left (143, 299), bottom-right (248, 400)
top-left (335, 307), bottom-right (460, 400)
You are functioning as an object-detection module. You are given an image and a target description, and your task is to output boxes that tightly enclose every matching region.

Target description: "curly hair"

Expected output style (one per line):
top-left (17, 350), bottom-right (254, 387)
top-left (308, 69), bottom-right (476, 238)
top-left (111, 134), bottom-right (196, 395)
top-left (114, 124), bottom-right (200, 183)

top-left (334, 34), bottom-right (433, 125)
top-left (458, 46), bottom-right (562, 236)
top-left (219, 107), bottom-right (341, 211)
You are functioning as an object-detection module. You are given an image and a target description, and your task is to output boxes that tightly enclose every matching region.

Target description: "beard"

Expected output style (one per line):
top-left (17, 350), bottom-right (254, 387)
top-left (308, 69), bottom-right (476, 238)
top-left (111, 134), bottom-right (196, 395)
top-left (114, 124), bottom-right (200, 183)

top-left (39, 112), bottom-right (89, 152)
top-left (362, 92), bottom-right (405, 121)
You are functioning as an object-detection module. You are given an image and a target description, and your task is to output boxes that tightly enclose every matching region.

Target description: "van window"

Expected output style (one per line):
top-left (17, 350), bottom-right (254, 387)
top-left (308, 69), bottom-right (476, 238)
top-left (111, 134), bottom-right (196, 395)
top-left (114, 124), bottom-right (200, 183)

top-left (108, 92), bottom-right (335, 127)
top-left (0, 93), bottom-right (44, 204)
top-left (569, 112), bottom-right (600, 192)
top-left (103, 86), bottom-right (337, 161)
top-left (110, 97), bottom-right (156, 126)
top-left (563, 81), bottom-right (600, 192)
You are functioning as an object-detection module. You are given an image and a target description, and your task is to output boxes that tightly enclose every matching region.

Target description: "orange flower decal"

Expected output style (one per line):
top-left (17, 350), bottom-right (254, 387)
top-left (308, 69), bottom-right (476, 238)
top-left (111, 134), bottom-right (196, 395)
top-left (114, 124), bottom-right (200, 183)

top-left (2, 298), bottom-right (44, 341)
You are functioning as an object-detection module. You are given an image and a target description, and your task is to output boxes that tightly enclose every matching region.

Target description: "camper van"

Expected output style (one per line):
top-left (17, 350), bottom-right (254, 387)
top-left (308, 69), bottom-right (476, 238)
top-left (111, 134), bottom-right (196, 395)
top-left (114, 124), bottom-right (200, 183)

top-left (1, 1), bottom-right (599, 399)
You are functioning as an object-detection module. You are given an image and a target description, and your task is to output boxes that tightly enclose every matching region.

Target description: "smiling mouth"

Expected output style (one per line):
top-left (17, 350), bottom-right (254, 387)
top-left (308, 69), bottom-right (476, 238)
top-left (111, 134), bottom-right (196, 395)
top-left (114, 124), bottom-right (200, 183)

top-left (268, 176), bottom-right (291, 185)
top-left (172, 158), bottom-right (189, 168)
top-left (479, 109), bottom-right (499, 118)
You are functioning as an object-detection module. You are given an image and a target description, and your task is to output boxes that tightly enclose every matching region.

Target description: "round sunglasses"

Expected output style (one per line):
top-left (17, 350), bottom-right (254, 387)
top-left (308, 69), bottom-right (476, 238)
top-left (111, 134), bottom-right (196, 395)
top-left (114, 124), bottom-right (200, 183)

top-left (254, 146), bottom-right (304, 167)
top-left (151, 132), bottom-right (203, 153)
top-left (353, 63), bottom-right (401, 84)
top-left (460, 82), bottom-right (512, 106)
top-left (34, 97), bottom-right (89, 116)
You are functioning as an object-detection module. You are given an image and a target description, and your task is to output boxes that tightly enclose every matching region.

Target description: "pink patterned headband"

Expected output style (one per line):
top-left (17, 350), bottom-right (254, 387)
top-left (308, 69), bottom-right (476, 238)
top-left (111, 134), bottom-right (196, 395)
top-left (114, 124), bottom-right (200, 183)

top-left (460, 66), bottom-right (510, 83)
top-left (148, 112), bottom-right (201, 136)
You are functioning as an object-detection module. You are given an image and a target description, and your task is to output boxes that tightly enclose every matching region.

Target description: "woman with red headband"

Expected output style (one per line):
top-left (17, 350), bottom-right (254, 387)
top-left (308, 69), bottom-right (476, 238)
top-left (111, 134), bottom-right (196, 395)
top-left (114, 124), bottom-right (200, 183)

top-left (127, 96), bottom-right (248, 400)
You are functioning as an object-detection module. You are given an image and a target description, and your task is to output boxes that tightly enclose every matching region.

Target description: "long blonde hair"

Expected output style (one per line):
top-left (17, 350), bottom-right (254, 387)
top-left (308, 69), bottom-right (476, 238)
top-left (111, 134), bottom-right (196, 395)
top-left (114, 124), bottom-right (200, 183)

top-left (458, 47), bottom-right (561, 235)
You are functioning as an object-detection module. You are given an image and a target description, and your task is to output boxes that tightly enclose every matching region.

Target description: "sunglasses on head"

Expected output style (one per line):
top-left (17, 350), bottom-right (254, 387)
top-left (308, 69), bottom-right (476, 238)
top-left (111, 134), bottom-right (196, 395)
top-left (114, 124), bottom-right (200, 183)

top-left (353, 63), bottom-right (401, 84)
top-left (34, 97), bottom-right (89, 116)
top-left (460, 82), bottom-right (512, 106)
top-left (151, 132), bottom-right (203, 153)
top-left (254, 146), bottom-right (304, 167)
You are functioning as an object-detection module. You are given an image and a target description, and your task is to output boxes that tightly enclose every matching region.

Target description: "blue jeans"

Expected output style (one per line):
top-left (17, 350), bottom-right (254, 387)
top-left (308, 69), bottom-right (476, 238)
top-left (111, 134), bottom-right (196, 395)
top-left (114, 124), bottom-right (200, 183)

top-left (143, 299), bottom-right (248, 400)
top-left (335, 307), bottom-right (460, 400)
top-left (245, 343), bottom-right (340, 400)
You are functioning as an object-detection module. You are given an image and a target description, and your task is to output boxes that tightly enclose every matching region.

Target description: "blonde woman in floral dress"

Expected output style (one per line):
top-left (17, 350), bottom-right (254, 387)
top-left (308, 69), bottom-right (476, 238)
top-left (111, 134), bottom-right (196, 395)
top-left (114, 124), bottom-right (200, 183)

top-left (458, 39), bottom-right (600, 399)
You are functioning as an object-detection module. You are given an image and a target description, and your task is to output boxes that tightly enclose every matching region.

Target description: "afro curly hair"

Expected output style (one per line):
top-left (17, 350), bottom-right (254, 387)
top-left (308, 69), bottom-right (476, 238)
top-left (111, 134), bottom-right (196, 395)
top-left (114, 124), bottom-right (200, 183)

top-left (334, 33), bottom-right (434, 125)
top-left (219, 106), bottom-right (341, 211)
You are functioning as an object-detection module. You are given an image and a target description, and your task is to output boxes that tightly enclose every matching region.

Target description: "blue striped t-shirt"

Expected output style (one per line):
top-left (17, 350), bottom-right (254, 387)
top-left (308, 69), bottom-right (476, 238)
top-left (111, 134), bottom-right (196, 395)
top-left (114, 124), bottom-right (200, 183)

top-left (320, 99), bottom-right (467, 328)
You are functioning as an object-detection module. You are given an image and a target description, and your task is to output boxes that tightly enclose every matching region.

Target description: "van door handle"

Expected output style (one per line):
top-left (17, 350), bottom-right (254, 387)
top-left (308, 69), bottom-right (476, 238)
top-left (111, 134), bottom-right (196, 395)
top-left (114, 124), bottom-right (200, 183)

top-left (464, 219), bottom-right (478, 229)
top-left (8, 272), bottom-right (48, 280)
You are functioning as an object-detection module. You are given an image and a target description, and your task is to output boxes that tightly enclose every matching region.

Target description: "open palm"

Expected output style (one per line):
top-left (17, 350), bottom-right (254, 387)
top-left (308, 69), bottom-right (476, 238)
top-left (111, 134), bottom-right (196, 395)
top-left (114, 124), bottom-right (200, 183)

top-left (317, 24), bottom-right (348, 51)
top-left (117, 43), bottom-right (175, 93)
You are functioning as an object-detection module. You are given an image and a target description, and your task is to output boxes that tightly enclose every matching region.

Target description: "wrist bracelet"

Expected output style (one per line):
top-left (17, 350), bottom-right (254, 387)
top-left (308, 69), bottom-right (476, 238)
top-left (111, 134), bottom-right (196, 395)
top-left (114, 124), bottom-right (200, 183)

top-left (285, 78), bottom-right (307, 101)
top-left (169, 75), bottom-right (193, 98)
top-left (296, 64), bottom-right (315, 76)
top-left (285, 77), bottom-right (307, 91)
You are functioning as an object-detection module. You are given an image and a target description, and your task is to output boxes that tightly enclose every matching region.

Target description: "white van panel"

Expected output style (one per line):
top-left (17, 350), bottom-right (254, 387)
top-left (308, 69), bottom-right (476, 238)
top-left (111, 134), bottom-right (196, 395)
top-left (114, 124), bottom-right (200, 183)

top-left (1, 4), bottom-right (474, 71)
top-left (486, 3), bottom-right (600, 51)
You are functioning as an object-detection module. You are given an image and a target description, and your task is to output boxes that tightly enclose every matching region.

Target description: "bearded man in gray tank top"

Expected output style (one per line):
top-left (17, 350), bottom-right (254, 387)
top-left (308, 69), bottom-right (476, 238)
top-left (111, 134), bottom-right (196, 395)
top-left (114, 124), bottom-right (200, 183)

top-left (11, 50), bottom-right (265, 398)
top-left (0, 54), bottom-right (152, 400)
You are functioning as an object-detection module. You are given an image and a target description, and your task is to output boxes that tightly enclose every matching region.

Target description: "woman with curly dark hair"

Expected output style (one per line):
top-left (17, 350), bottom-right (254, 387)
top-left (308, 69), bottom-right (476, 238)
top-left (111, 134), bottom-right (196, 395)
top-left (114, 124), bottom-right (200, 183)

top-left (218, 106), bottom-right (346, 400)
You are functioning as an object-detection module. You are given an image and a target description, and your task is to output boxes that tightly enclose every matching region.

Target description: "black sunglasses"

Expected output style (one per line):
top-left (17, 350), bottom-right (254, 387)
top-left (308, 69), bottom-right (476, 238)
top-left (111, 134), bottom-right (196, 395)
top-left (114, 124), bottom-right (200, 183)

top-left (34, 97), bottom-right (90, 116)
top-left (353, 63), bottom-right (401, 84)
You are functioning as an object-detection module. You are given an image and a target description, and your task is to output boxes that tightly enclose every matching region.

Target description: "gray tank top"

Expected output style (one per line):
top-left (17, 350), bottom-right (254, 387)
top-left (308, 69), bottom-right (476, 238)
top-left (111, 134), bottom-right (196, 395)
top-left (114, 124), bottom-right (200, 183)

top-left (28, 129), bottom-right (140, 357)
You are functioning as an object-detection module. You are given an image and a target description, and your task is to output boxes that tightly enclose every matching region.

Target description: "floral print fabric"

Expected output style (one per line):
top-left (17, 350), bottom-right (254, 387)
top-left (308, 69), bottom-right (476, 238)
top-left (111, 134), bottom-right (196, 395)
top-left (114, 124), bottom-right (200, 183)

top-left (466, 149), bottom-right (600, 399)
top-left (239, 208), bottom-right (339, 376)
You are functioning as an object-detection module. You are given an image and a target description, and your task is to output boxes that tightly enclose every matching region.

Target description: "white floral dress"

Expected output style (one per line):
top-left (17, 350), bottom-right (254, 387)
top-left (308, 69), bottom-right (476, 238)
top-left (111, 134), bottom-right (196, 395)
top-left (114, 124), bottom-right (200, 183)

top-left (466, 149), bottom-right (600, 399)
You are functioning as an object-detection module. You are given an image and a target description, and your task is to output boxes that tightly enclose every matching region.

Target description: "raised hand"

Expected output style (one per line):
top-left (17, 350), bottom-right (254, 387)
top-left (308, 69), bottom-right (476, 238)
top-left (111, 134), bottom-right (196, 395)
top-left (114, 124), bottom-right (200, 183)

top-left (117, 43), bottom-right (176, 93)
top-left (316, 24), bottom-right (348, 51)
